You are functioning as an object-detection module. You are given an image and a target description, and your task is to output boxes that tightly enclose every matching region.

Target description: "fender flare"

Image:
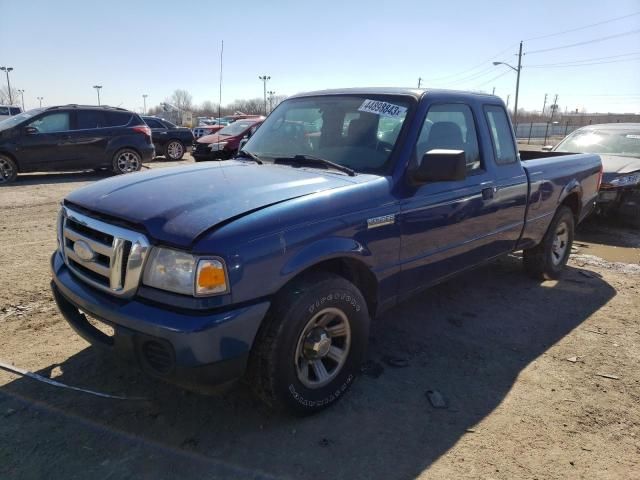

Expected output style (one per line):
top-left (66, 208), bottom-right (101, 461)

top-left (280, 236), bottom-right (372, 279)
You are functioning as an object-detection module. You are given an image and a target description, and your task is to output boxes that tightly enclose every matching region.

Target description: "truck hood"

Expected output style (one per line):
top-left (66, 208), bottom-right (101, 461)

top-left (65, 161), bottom-right (355, 247)
top-left (600, 154), bottom-right (640, 175)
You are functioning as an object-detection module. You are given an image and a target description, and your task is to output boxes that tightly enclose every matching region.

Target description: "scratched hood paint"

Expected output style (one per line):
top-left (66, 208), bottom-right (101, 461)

top-left (65, 161), bottom-right (354, 247)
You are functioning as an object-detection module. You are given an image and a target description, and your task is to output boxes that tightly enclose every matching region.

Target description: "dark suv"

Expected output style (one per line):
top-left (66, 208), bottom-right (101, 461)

top-left (0, 105), bottom-right (155, 184)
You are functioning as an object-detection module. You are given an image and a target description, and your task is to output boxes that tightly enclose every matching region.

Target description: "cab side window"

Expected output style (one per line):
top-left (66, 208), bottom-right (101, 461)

top-left (484, 105), bottom-right (517, 165)
top-left (416, 104), bottom-right (482, 173)
top-left (28, 112), bottom-right (70, 133)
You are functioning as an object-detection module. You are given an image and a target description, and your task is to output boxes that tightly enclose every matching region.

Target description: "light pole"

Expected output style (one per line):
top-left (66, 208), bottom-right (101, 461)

top-left (1, 67), bottom-right (14, 104)
top-left (17, 89), bottom-right (25, 110)
top-left (493, 40), bottom-right (523, 129)
top-left (267, 90), bottom-right (275, 113)
top-left (258, 75), bottom-right (270, 115)
top-left (93, 85), bottom-right (102, 105)
top-left (37, 96), bottom-right (43, 107)
top-left (417, 77), bottom-right (423, 88)
top-left (142, 94), bottom-right (148, 114)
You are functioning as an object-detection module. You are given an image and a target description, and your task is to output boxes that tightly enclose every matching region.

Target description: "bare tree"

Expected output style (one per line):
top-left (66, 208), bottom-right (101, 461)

top-left (196, 100), bottom-right (219, 116)
top-left (0, 86), bottom-right (21, 106)
top-left (226, 98), bottom-right (264, 115)
top-left (169, 89), bottom-right (193, 112)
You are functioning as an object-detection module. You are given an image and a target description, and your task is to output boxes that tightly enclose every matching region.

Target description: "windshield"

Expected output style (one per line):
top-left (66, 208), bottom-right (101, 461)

top-left (555, 127), bottom-right (640, 158)
top-left (218, 120), bottom-right (258, 136)
top-left (0, 108), bottom-right (44, 130)
top-left (244, 95), bottom-right (411, 174)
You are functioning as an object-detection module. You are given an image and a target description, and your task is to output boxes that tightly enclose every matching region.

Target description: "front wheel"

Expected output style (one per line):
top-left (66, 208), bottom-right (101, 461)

top-left (165, 140), bottom-right (185, 160)
top-left (247, 273), bottom-right (370, 415)
top-left (0, 155), bottom-right (18, 185)
top-left (112, 149), bottom-right (142, 174)
top-left (523, 206), bottom-right (575, 280)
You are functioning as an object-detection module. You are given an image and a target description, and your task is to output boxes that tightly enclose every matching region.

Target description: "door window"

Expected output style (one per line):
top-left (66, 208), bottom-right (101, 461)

top-left (144, 118), bottom-right (165, 128)
top-left (75, 110), bottom-right (105, 129)
top-left (28, 112), bottom-right (70, 133)
top-left (484, 105), bottom-right (517, 165)
top-left (416, 104), bottom-right (482, 173)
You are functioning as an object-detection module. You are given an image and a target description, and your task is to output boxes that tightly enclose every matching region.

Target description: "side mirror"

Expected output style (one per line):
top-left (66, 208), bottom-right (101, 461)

top-left (412, 149), bottom-right (467, 183)
top-left (23, 126), bottom-right (39, 135)
top-left (541, 145), bottom-right (554, 151)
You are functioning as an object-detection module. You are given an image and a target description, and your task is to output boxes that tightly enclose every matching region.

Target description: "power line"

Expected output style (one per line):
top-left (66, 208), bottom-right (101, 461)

top-left (525, 28), bottom-right (640, 54)
top-left (527, 55), bottom-right (640, 68)
top-left (471, 70), bottom-right (511, 90)
top-left (420, 44), bottom-right (517, 83)
top-left (524, 11), bottom-right (640, 41)
top-left (526, 51), bottom-right (640, 66)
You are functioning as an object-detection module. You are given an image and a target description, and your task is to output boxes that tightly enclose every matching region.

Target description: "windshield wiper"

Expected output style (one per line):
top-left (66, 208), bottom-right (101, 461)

top-left (274, 154), bottom-right (356, 176)
top-left (236, 149), bottom-right (263, 164)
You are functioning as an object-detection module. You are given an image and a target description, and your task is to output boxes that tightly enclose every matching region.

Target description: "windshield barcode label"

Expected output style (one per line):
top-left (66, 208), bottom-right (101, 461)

top-left (358, 99), bottom-right (407, 118)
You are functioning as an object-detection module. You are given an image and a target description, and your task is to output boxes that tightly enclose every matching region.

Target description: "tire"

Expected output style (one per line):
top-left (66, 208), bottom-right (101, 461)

top-left (164, 140), bottom-right (185, 160)
top-left (247, 272), bottom-right (370, 415)
top-left (0, 155), bottom-right (18, 185)
top-left (523, 206), bottom-right (575, 280)
top-left (112, 149), bottom-right (142, 175)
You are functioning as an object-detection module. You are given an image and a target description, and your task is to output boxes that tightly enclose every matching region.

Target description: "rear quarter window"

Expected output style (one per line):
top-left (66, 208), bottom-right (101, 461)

top-left (104, 111), bottom-right (132, 127)
top-left (9, 107), bottom-right (21, 115)
top-left (484, 105), bottom-right (517, 165)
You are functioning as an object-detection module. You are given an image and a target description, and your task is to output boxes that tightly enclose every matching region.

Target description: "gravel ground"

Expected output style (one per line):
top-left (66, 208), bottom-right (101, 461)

top-left (1, 156), bottom-right (639, 480)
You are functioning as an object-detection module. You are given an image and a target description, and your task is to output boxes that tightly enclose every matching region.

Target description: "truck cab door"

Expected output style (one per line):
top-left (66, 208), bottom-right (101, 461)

top-left (398, 103), bottom-right (499, 297)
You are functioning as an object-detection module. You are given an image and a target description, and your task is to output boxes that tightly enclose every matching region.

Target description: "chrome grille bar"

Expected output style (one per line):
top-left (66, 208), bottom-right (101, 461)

top-left (60, 206), bottom-right (150, 298)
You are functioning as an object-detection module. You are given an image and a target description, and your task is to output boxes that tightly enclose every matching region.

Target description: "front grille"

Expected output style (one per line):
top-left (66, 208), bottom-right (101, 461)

top-left (61, 207), bottom-right (150, 298)
top-left (193, 143), bottom-right (209, 154)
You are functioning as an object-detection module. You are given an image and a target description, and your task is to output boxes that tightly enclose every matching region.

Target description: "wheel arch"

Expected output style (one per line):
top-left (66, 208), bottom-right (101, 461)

top-left (0, 150), bottom-right (20, 172)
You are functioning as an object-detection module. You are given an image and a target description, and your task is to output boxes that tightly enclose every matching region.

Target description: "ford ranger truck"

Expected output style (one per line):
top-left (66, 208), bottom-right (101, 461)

top-left (51, 88), bottom-right (602, 414)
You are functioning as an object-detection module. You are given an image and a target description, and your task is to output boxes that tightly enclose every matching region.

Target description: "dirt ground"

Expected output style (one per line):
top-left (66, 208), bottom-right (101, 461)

top-left (1, 156), bottom-right (639, 480)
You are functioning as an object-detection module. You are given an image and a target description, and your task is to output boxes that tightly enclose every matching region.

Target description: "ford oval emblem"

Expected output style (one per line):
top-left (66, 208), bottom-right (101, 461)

top-left (73, 240), bottom-right (95, 262)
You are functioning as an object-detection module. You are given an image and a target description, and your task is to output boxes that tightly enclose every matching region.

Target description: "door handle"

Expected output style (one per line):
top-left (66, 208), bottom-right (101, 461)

top-left (482, 187), bottom-right (497, 200)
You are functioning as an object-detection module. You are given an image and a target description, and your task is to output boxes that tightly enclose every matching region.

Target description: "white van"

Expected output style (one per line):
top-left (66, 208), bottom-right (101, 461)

top-left (0, 105), bottom-right (22, 121)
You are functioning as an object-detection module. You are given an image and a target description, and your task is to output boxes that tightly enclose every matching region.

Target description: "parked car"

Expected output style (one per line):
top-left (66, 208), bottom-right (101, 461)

top-left (0, 105), bottom-right (22, 121)
top-left (192, 121), bottom-right (226, 139)
top-left (0, 105), bottom-right (154, 184)
top-left (142, 116), bottom-right (194, 161)
top-left (192, 117), bottom-right (264, 161)
top-left (545, 124), bottom-right (640, 226)
top-left (51, 88), bottom-right (601, 414)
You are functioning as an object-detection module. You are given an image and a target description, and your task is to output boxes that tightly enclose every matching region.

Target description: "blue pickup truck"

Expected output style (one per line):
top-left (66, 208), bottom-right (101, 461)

top-left (51, 88), bottom-right (602, 413)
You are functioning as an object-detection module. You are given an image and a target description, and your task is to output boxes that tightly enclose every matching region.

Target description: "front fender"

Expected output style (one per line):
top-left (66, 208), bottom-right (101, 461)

top-left (281, 236), bottom-right (371, 278)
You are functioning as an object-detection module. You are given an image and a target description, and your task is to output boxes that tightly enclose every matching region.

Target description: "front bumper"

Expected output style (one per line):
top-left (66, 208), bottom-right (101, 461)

top-left (596, 187), bottom-right (640, 222)
top-left (50, 251), bottom-right (270, 389)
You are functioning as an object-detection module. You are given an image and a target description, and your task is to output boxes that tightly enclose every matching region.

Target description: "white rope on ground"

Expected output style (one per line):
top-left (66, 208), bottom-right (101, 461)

top-left (0, 360), bottom-right (147, 401)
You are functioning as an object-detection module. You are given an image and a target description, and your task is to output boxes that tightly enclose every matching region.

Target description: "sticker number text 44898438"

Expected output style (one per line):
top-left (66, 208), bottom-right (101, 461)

top-left (358, 99), bottom-right (407, 118)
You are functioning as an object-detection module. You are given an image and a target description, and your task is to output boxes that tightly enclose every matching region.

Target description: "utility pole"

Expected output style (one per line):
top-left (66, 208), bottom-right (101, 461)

top-left (506, 94), bottom-right (511, 110)
top-left (541, 93), bottom-right (548, 117)
top-left (17, 89), bottom-right (25, 110)
top-left (492, 86), bottom-right (496, 95)
top-left (258, 75), bottom-right (270, 115)
top-left (93, 85), bottom-right (102, 105)
top-left (418, 77), bottom-right (423, 88)
top-left (1, 67), bottom-right (14, 104)
top-left (219, 40), bottom-right (224, 123)
top-left (142, 94), bottom-right (148, 114)
top-left (549, 94), bottom-right (559, 123)
top-left (492, 40), bottom-right (523, 128)
top-left (37, 96), bottom-right (43, 107)
top-left (267, 90), bottom-right (275, 113)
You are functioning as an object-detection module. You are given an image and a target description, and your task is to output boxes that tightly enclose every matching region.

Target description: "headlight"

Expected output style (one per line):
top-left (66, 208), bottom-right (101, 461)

top-left (608, 172), bottom-right (640, 188)
top-left (209, 141), bottom-right (228, 151)
top-left (142, 247), bottom-right (229, 296)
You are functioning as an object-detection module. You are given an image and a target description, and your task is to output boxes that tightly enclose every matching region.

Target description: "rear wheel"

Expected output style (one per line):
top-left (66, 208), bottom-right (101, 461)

top-left (0, 155), bottom-right (18, 185)
top-left (165, 140), bottom-right (185, 160)
top-left (112, 149), bottom-right (142, 174)
top-left (247, 273), bottom-right (369, 415)
top-left (523, 206), bottom-right (575, 280)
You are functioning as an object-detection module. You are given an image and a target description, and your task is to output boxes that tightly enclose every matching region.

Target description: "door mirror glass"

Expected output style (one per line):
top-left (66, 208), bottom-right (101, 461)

top-left (23, 126), bottom-right (39, 135)
top-left (413, 149), bottom-right (467, 183)
top-left (541, 145), bottom-right (554, 151)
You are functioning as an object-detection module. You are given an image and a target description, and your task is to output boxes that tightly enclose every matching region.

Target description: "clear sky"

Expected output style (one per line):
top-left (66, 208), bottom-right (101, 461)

top-left (2, 0), bottom-right (639, 113)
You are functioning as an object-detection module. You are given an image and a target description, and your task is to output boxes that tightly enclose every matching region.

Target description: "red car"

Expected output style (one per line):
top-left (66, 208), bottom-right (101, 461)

top-left (192, 117), bottom-right (264, 161)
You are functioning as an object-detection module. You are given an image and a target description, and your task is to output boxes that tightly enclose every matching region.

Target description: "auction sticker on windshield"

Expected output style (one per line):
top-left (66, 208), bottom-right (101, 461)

top-left (358, 99), bottom-right (407, 118)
